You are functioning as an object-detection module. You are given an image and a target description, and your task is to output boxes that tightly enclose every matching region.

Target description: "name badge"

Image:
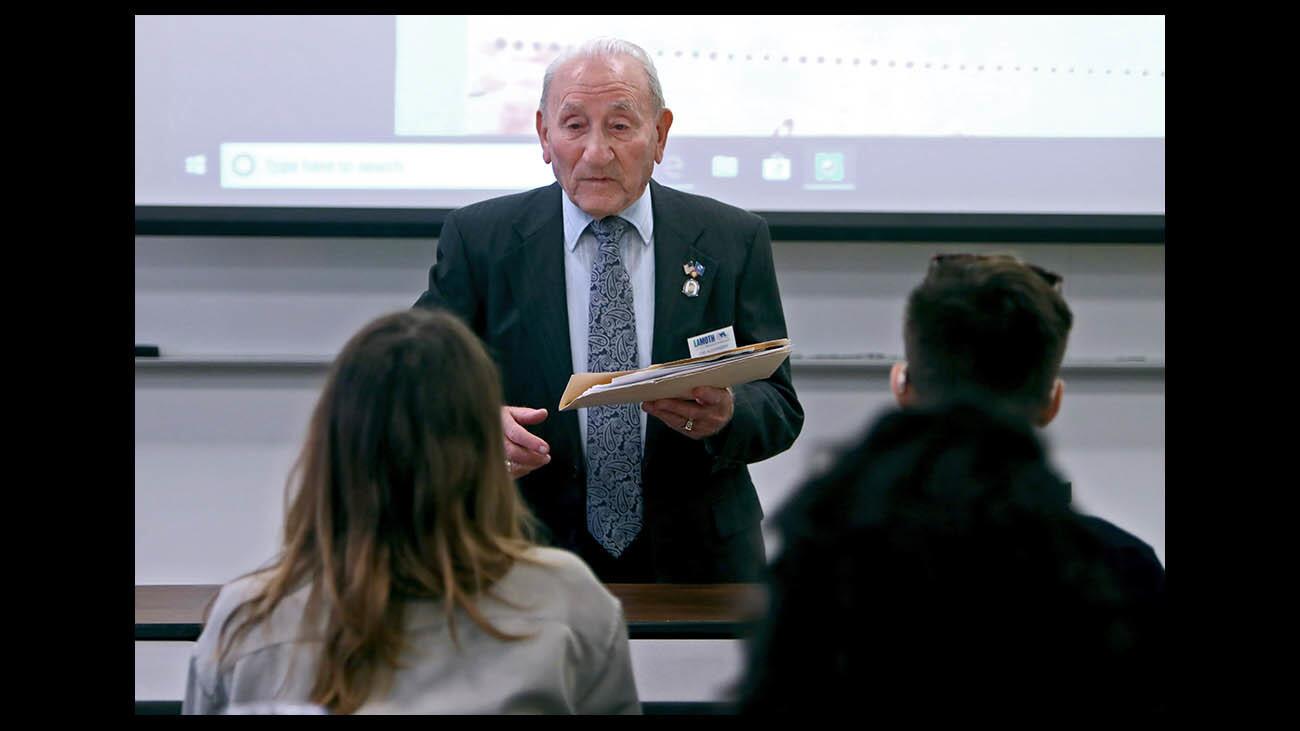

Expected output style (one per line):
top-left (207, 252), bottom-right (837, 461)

top-left (687, 325), bottom-right (735, 358)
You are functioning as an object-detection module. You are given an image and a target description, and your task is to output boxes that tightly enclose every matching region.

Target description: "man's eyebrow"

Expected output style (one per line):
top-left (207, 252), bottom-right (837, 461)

top-left (557, 101), bottom-right (585, 117)
top-left (558, 99), bottom-right (637, 114)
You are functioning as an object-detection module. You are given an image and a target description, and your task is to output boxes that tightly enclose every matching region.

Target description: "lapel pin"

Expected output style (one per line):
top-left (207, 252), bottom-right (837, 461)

top-left (682, 259), bottom-right (705, 297)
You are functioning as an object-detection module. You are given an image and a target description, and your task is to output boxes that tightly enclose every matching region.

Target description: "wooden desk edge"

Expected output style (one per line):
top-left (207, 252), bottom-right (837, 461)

top-left (136, 583), bottom-right (766, 641)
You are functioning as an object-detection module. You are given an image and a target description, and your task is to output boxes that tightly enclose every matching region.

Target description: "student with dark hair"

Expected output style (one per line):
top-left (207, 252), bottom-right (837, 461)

top-left (738, 253), bottom-right (1163, 716)
top-left (182, 309), bottom-right (640, 714)
top-left (892, 252), bottom-right (1074, 424)
top-left (891, 254), bottom-right (1164, 621)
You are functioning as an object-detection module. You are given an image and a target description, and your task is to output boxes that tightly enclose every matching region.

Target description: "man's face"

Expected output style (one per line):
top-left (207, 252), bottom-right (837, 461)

top-left (536, 55), bottom-right (673, 219)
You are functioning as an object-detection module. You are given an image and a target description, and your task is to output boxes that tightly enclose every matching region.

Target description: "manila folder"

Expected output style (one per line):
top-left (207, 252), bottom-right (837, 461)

top-left (558, 339), bottom-right (791, 411)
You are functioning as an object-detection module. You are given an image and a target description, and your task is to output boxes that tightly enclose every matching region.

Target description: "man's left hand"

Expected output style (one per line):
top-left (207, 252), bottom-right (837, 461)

top-left (643, 386), bottom-right (733, 439)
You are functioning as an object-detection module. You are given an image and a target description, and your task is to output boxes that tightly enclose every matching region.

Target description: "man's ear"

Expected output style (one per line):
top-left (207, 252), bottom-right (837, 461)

top-left (536, 109), bottom-right (552, 164)
top-left (653, 108), bottom-right (674, 163)
top-left (1036, 378), bottom-right (1065, 427)
top-left (891, 362), bottom-right (914, 408)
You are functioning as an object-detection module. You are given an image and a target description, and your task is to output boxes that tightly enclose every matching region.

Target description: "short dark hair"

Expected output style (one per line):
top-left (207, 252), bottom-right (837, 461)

top-left (904, 253), bottom-right (1072, 416)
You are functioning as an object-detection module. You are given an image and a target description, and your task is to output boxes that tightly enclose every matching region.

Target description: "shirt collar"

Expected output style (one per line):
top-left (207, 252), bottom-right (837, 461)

top-left (562, 184), bottom-right (654, 252)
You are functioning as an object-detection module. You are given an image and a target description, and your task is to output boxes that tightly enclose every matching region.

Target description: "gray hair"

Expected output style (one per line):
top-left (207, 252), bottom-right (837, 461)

top-left (539, 38), bottom-right (665, 116)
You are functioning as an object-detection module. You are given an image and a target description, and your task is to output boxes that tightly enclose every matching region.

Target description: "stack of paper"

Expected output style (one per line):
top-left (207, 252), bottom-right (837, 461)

top-left (558, 339), bottom-right (792, 411)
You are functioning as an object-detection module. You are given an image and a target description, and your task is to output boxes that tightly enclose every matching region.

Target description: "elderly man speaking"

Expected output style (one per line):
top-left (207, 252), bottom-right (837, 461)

top-left (416, 38), bottom-right (802, 583)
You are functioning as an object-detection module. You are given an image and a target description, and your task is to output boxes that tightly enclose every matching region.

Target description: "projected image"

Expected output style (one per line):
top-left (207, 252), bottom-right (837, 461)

top-left (396, 15), bottom-right (1164, 138)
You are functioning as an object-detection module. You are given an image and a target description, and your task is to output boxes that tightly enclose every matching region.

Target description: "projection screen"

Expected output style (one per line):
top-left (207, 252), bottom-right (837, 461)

top-left (135, 15), bottom-right (1164, 217)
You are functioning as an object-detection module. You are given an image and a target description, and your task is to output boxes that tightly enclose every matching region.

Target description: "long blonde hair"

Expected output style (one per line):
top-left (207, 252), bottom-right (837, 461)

top-left (215, 308), bottom-right (539, 713)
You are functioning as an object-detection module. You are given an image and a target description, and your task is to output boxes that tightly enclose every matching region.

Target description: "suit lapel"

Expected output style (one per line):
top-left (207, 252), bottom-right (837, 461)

top-left (650, 180), bottom-right (714, 364)
top-left (500, 184), bottom-right (580, 447)
top-left (644, 180), bottom-right (720, 475)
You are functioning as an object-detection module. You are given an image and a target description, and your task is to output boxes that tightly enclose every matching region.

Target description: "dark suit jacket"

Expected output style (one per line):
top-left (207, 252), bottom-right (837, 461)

top-left (415, 179), bottom-right (804, 582)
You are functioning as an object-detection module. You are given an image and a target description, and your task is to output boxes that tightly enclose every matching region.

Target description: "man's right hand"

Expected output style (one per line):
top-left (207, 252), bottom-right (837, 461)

top-left (503, 406), bottom-right (551, 479)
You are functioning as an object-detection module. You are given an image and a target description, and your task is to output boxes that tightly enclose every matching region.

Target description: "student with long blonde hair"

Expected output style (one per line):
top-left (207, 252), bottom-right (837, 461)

top-left (183, 309), bottom-right (640, 714)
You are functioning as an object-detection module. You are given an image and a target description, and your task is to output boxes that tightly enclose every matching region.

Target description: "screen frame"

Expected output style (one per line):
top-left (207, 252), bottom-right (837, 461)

top-left (135, 207), bottom-right (1163, 243)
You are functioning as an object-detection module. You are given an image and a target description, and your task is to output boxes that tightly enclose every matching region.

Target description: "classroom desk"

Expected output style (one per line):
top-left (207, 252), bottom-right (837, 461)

top-left (136, 583), bottom-right (767, 641)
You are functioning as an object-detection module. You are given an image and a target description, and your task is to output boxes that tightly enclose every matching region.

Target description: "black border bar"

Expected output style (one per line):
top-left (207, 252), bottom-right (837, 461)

top-left (136, 206), bottom-right (1164, 243)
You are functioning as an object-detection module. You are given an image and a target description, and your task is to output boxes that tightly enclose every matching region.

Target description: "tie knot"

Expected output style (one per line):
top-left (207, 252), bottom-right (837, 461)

top-left (590, 216), bottom-right (628, 246)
